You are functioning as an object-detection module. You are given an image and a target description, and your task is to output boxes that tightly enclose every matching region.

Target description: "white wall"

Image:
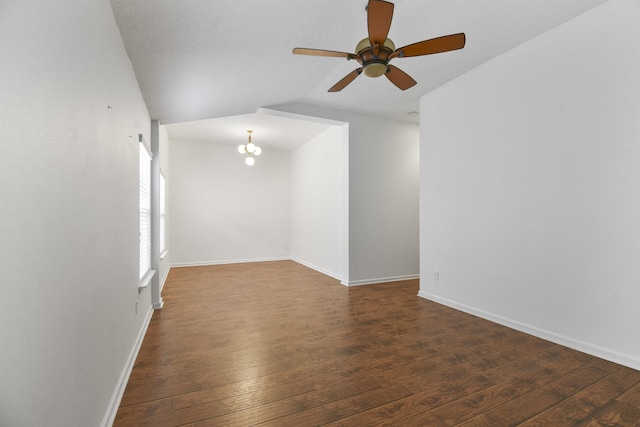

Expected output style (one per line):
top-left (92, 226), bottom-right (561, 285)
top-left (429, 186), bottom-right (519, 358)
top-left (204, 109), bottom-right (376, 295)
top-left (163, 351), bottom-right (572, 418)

top-left (419, 0), bottom-right (640, 369)
top-left (347, 113), bottom-right (420, 285)
top-left (159, 125), bottom-right (171, 289)
top-left (271, 104), bottom-right (420, 285)
top-left (291, 125), bottom-right (349, 280)
top-left (0, 1), bottom-right (152, 426)
top-left (168, 139), bottom-right (291, 265)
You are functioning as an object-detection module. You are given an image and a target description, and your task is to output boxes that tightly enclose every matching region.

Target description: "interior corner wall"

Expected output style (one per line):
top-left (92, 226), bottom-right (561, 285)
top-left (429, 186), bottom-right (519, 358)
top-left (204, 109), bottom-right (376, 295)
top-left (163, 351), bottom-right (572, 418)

top-left (419, 0), bottom-right (640, 369)
top-left (269, 104), bottom-right (420, 285)
top-left (291, 125), bottom-right (348, 280)
top-left (158, 125), bottom-right (171, 289)
top-left (168, 139), bottom-right (291, 266)
top-left (347, 112), bottom-right (419, 285)
top-left (0, 1), bottom-right (152, 426)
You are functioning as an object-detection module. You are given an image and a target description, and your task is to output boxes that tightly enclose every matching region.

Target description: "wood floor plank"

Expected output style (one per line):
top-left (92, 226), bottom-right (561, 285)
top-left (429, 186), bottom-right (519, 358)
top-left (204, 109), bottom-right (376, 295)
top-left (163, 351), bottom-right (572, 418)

top-left (431, 364), bottom-right (566, 425)
top-left (487, 360), bottom-right (625, 426)
top-left (454, 414), bottom-right (503, 427)
top-left (519, 365), bottom-right (640, 426)
top-left (113, 261), bottom-right (640, 426)
top-left (384, 412), bottom-right (450, 427)
top-left (619, 382), bottom-right (640, 409)
top-left (113, 397), bottom-right (172, 422)
top-left (320, 373), bottom-right (496, 426)
top-left (246, 383), bottom-right (413, 427)
top-left (580, 401), bottom-right (640, 426)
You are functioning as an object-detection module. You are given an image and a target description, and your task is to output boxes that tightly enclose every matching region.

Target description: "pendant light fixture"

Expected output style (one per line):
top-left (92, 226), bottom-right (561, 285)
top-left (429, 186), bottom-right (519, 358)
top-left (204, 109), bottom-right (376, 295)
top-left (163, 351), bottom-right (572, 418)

top-left (237, 130), bottom-right (262, 165)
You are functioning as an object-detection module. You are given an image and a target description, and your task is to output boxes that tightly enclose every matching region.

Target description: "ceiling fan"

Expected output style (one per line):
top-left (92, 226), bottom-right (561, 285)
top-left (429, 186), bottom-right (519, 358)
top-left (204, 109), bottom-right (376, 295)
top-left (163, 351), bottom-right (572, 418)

top-left (292, 0), bottom-right (465, 92)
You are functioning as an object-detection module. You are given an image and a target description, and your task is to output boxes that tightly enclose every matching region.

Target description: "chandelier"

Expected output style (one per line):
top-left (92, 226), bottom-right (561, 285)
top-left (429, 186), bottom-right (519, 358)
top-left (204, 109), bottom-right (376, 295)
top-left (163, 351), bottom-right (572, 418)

top-left (237, 130), bottom-right (262, 166)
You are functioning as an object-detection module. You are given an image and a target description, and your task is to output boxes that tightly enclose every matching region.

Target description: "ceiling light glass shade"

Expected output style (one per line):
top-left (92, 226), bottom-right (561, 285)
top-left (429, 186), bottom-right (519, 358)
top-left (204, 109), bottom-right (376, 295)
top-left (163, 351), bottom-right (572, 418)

top-left (253, 146), bottom-right (262, 156)
top-left (238, 145), bottom-right (246, 154)
top-left (246, 142), bottom-right (256, 153)
top-left (363, 63), bottom-right (387, 78)
top-left (245, 156), bottom-right (255, 166)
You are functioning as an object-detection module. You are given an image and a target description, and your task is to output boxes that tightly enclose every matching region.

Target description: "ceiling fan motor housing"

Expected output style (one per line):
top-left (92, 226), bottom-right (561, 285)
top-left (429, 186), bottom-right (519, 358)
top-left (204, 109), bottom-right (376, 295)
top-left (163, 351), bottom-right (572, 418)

top-left (355, 37), bottom-right (395, 78)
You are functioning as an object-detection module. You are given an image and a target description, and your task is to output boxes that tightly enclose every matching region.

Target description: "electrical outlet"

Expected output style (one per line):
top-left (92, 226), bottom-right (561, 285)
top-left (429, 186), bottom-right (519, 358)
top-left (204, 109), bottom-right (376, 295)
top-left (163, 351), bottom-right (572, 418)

top-left (434, 271), bottom-right (440, 281)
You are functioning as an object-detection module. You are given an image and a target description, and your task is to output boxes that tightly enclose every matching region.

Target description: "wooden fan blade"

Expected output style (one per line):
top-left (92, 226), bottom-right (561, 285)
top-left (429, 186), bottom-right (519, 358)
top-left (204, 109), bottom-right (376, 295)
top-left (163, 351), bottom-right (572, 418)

top-left (293, 48), bottom-right (358, 61)
top-left (367, 0), bottom-right (394, 45)
top-left (389, 33), bottom-right (466, 60)
top-left (385, 65), bottom-right (417, 90)
top-left (329, 68), bottom-right (363, 92)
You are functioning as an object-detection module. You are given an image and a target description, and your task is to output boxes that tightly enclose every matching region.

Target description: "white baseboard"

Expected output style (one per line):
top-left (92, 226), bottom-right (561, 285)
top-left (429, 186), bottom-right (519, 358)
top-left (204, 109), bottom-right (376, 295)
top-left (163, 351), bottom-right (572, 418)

top-left (101, 304), bottom-right (155, 427)
top-left (170, 257), bottom-right (290, 268)
top-left (418, 291), bottom-right (640, 371)
top-left (160, 266), bottom-right (170, 293)
top-left (290, 257), bottom-right (342, 282)
top-left (342, 274), bottom-right (419, 287)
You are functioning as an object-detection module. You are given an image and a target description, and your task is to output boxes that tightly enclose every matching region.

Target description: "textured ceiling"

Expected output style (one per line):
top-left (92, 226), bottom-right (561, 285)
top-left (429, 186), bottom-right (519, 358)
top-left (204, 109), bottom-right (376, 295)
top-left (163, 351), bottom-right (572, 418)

top-left (110, 0), bottom-right (608, 148)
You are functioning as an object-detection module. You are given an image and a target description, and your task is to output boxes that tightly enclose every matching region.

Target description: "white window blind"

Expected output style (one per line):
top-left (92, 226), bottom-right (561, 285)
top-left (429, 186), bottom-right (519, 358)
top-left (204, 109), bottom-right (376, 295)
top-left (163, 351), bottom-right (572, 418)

top-left (139, 142), bottom-right (152, 280)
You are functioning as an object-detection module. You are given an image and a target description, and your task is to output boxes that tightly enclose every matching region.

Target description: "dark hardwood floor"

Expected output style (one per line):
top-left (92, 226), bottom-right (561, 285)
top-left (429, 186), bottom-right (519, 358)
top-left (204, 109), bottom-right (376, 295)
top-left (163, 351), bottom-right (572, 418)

top-left (114, 261), bottom-right (640, 426)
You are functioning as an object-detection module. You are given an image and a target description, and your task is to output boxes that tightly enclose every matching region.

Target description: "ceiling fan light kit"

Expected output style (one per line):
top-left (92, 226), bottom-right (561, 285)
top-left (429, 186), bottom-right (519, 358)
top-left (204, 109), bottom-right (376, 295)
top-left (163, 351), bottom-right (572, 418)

top-left (356, 37), bottom-right (396, 78)
top-left (292, 0), bottom-right (465, 92)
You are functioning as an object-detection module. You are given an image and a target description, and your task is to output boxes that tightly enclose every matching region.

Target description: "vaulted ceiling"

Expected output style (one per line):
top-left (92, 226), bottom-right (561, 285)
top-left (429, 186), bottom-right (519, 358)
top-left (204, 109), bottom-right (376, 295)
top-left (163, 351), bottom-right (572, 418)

top-left (110, 0), bottom-right (608, 148)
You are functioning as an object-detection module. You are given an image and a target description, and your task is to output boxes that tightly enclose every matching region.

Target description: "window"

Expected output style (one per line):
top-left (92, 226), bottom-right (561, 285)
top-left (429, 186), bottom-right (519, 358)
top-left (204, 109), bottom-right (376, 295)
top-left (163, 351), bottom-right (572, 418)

top-left (159, 172), bottom-right (167, 257)
top-left (139, 140), bottom-right (153, 285)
